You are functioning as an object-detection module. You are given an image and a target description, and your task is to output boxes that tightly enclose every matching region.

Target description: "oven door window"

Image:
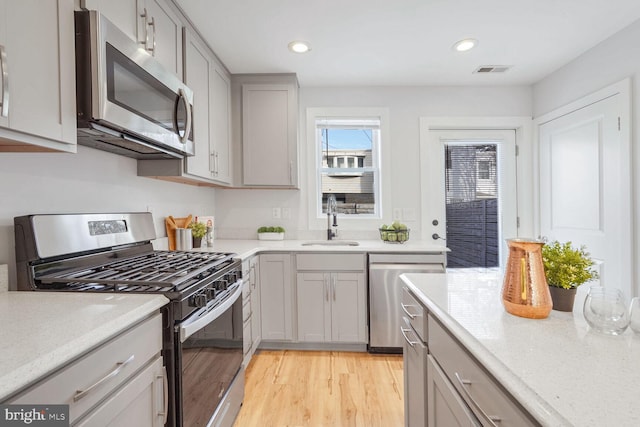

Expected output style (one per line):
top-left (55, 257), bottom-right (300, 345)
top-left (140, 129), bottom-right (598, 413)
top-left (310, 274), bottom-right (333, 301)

top-left (180, 297), bottom-right (243, 426)
top-left (105, 43), bottom-right (191, 139)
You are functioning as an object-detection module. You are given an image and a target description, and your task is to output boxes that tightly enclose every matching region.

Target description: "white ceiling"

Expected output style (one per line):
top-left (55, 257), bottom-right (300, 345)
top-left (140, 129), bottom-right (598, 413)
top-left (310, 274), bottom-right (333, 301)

top-left (174, 0), bottom-right (640, 87)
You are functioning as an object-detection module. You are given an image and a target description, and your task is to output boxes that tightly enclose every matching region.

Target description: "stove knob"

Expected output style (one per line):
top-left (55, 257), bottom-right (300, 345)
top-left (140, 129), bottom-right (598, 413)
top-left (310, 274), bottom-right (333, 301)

top-left (192, 293), bottom-right (207, 308)
top-left (206, 287), bottom-right (216, 299)
top-left (227, 272), bottom-right (237, 283)
top-left (216, 280), bottom-right (228, 291)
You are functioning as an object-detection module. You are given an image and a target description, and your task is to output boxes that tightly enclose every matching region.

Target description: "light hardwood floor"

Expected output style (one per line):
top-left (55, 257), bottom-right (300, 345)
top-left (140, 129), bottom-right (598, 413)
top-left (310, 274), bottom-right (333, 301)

top-left (234, 350), bottom-right (404, 427)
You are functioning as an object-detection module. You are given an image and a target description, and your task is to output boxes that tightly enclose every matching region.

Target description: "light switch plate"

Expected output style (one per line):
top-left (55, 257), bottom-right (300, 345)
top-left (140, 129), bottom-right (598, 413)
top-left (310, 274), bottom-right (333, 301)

top-left (403, 208), bottom-right (417, 221)
top-left (272, 208), bottom-right (281, 219)
top-left (393, 208), bottom-right (402, 220)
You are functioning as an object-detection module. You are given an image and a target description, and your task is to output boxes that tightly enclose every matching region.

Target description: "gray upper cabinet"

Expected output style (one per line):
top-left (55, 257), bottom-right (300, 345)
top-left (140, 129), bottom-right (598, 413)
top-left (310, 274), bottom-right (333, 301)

top-left (138, 27), bottom-right (232, 186)
top-left (0, 0), bottom-right (76, 152)
top-left (182, 27), bottom-right (231, 185)
top-left (82, 0), bottom-right (182, 79)
top-left (240, 76), bottom-right (299, 188)
top-left (81, 0), bottom-right (139, 41)
top-left (141, 0), bottom-right (183, 80)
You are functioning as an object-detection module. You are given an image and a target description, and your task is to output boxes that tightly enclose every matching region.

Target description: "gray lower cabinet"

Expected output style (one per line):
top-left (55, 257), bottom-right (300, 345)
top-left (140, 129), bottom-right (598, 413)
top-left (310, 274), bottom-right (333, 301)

top-left (428, 314), bottom-right (539, 427)
top-left (402, 317), bottom-right (428, 427)
top-left (8, 313), bottom-right (166, 426)
top-left (296, 271), bottom-right (366, 343)
top-left (296, 253), bottom-right (367, 344)
top-left (242, 255), bottom-right (261, 366)
top-left (260, 253), bottom-right (293, 341)
top-left (427, 354), bottom-right (479, 427)
top-left (75, 356), bottom-right (165, 427)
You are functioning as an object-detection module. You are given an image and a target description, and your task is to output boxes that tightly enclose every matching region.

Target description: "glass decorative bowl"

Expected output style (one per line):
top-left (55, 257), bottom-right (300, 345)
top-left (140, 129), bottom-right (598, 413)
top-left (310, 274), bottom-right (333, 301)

top-left (629, 297), bottom-right (640, 334)
top-left (583, 286), bottom-right (629, 335)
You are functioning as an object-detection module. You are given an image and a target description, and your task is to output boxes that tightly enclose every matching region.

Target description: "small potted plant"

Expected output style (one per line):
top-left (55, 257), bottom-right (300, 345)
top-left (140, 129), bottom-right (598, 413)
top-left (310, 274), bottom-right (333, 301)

top-left (188, 221), bottom-right (207, 248)
top-left (542, 240), bottom-right (599, 311)
top-left (257, 226), bottom-right (285, 241)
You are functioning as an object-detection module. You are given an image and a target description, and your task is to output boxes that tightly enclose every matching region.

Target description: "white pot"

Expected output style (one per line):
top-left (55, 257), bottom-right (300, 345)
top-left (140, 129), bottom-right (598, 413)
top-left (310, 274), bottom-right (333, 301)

top-left (258, 232), bottom-right (284, 241)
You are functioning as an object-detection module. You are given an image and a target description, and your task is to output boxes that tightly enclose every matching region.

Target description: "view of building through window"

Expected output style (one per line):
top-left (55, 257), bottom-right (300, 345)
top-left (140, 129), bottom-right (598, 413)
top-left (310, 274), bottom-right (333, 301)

top-left (316, 118), bottom-right (380, 216)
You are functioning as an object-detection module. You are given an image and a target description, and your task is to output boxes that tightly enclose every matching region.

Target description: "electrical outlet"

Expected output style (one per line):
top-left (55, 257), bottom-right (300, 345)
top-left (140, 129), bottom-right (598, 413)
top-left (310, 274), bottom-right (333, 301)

top-left (272, 207), bottom-right (281, 219)
top-left (393, 208), bottom-right (402, 221)
top-left (282, 208), bottom-right (291, 219)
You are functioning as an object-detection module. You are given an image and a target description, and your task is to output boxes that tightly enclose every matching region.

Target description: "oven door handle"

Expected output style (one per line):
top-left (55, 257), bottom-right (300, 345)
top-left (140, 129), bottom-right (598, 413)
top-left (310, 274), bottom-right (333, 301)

top-left (179, 280), bottom-right (243, 343)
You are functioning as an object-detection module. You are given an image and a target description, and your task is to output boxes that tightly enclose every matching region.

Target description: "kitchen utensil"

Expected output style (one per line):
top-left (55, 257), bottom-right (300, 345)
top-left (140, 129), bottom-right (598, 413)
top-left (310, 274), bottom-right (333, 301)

top-left (501, 238), bottom-right (552, 319)
top-left (583, 286), bottom-right (629, 335)
top-left (175, 228), bottom-right (193, 251)
top-left (165, 215), bottom-right (193, 250)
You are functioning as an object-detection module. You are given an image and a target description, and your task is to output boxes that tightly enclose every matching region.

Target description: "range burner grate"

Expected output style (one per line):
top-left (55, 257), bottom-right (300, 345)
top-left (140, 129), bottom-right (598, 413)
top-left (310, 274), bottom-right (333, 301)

top-left (37, 251), bottom-right (234, 292)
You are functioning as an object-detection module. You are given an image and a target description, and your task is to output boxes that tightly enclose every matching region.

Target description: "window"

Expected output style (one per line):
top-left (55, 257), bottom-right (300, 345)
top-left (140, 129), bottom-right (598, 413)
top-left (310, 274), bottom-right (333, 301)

top-left (316, 117), bottom-right (381, 216)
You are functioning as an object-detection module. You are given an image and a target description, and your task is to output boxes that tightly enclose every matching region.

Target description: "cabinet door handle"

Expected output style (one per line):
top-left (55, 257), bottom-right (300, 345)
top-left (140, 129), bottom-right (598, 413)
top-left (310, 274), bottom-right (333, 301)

top-left (289, 161), bottom-right (293, 185)
top-left (148, 16), bottom-right (156, 55)
top-left (400, 327), bottom-right (418, 347)
top-left (156, 369), bottom-right (168, 422)
top-left (250, 264), bottom-right (256, 289)
top-left (332, 276), bottom-right (336, 301)
top-left (0, 44), bottom-right (8, 117)
top-left (139, 8), bottom-right (155, 54)
top-left (325, 276), bottom-right (329, 301)
top-left (73, 354), bottom-right (135, 402)
top-left (210, 152), bottom-right (215, 173)
top-left (139, 8), bottom-right (150, 50)
top-left (401, 303), bottom-right (416, 319)
top-left (454, 372), bottom-right (501, 426)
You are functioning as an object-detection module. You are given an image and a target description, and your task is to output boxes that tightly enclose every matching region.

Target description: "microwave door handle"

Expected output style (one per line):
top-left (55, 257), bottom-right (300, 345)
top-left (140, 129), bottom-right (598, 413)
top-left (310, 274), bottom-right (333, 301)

top-left (176, 88), bottom-right (192, 144)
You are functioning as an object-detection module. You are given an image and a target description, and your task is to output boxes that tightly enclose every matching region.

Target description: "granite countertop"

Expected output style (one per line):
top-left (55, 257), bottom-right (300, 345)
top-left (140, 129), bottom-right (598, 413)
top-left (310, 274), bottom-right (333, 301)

top-left (401, 270), bottom-right (640, 427)
top-left (0, 292), bottom-right (169, 402)
top-left (192, 239), bottom-right (447, 260)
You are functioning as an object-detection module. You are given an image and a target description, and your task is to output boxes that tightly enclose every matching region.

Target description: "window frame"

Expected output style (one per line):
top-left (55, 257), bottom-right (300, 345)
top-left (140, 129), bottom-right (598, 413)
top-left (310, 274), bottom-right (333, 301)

top-left (306, 107), bottom-right (391, 231)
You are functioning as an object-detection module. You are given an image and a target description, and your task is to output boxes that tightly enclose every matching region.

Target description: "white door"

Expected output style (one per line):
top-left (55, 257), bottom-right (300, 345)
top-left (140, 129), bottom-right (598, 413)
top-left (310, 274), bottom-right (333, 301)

top-left (423, 129), bottom-right (518, 268)
top-left (539, 92), bottom-right (632, 297)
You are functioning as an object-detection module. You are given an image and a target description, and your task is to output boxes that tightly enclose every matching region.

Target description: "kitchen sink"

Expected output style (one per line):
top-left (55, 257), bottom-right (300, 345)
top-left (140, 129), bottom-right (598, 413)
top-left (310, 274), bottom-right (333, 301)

top-left (301, 241), bottom-right (360, 246)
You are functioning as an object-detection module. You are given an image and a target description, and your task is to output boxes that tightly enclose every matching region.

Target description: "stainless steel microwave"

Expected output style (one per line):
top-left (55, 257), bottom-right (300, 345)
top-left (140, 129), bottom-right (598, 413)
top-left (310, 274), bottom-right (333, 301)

top-left (75, 10), bottom-right (194, 159)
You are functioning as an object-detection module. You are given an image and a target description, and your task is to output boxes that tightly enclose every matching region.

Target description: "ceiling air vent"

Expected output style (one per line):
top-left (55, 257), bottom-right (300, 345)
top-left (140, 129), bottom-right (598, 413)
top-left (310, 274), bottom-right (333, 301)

top-left (473, 65), bottom-right (511, 74)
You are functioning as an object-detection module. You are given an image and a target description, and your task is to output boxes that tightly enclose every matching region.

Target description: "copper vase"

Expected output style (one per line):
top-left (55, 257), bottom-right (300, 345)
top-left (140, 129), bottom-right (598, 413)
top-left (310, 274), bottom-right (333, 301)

top-left (501, 238), bottom-right (552, 319)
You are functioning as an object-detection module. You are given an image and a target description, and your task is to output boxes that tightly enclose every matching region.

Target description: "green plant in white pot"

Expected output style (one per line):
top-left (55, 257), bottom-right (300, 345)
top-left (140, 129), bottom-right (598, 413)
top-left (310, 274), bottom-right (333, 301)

top-left (541, 240), bottom-right (599, 312)
top-left (257, 226), bottom-right (285, 241)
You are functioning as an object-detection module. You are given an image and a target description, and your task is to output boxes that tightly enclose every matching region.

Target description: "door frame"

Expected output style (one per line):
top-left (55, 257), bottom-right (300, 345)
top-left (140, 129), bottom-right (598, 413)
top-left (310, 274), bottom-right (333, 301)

top-left (419, 116), bottom-right (533, 244)
top-left (533, 78), bottom-right (632, 295)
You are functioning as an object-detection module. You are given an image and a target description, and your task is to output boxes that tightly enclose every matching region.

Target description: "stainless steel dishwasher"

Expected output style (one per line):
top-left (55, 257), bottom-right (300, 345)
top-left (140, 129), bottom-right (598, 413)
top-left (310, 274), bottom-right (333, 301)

top-left (368, 253), bottom-right (445, 353)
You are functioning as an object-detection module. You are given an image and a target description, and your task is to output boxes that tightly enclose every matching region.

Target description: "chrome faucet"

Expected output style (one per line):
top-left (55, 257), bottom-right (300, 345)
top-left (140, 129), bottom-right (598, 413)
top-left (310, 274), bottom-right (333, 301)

top-left (327, 194), bottom-right (338, 240)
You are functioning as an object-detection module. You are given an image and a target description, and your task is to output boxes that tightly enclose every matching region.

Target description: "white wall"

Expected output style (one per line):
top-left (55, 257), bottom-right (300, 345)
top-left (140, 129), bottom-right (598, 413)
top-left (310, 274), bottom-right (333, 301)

top-left (216, 85), bottom-right (532, 240)
top-left (533, 19), bottom-right (640, 295)
top-left (0, 146), bottom-right (216, 286)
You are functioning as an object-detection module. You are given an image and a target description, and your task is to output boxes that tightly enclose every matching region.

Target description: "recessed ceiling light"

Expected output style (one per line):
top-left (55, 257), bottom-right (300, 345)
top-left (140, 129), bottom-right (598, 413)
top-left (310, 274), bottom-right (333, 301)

top-left (288, 41), bottom-right (311, 54)
top-left (453, 38), bottom-right (478, 52)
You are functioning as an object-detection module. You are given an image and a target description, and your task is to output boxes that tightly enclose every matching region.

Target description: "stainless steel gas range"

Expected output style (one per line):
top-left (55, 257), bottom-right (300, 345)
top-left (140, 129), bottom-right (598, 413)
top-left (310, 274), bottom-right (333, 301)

top-left (14, 212), bottom-right (244, 427)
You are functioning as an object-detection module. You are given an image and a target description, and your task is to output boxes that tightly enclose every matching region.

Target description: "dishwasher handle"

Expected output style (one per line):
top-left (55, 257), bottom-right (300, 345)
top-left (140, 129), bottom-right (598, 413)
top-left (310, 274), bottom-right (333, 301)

top-left (368, 263), bottom-right (444, 273)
